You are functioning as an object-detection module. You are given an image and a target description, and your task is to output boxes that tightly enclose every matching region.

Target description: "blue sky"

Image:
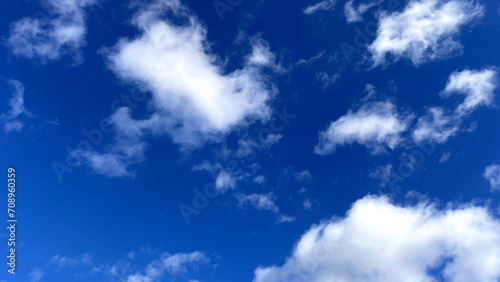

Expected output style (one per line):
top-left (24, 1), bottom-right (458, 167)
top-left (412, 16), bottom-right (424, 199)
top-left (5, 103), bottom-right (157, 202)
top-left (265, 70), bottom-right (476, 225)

top-left (1, 0), bottom-right (500, 281)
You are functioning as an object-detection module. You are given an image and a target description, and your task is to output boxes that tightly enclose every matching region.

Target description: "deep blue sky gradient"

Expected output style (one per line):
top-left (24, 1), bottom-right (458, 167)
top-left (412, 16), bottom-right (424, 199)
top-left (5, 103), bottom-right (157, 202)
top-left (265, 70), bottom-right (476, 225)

top-left (1, 0), bottom-right (500, 281)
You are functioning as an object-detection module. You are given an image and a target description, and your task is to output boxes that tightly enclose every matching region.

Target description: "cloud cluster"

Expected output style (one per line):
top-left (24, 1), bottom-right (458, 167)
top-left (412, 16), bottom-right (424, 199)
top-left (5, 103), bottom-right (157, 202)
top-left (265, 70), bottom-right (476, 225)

top-left (41, 250), bottom-right (209, 281)
top-left (369, 0), bottom-right (484, 66)
top-left (104, 0), bottom-right (274, 146)
top-left (413, 68), bottom-right (497, 143)
top-left (316, 68), bottom-right (497, 155)
top-left (254, 195), bottom-right (500, 282)
top-left (75, 0), bottom-right (277, 177)
top-left (7, 0), bottom-right (96, 62)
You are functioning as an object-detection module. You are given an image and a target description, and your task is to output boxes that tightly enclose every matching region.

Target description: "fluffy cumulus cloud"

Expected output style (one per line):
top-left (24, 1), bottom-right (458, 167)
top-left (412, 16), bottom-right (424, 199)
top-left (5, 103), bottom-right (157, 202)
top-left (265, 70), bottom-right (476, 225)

top-left (75, 0), bottom-right (276, 177)
top-left (413, 68), bottom-right (497, 143)
top-left (104, 0), bottom-right (274, 146)
top-left (484, 164), bottom-right (500, 192)
top-left (1, 80), bottom-right (32, 134)
top-left (7, 0), bottom-right (96, 62)
top-left (253, 195), bottom-right (500, 282)
top-left (368, 0), bottom-right (484, 66)
top-left (314, 101), bottom-right (411, 155)
top-left (304, 0), bottom-right (337, 15)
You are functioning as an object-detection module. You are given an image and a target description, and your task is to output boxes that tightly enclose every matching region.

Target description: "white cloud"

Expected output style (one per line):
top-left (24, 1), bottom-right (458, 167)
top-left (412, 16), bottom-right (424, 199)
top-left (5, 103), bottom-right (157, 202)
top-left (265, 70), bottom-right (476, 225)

top-left (277, 214), bottom-right (296, 223)
top-left (439, 152), bottom-right (452, 163)
top-left (73, 107), bottom-right (150, 177)
top-left (369, 164), bottom-right (393, 187)
top-left (484, 164), bottom-right (500, 192)
top-left (124, 252), bottom-right (208, 282)
top-left (74, 0), bottom-right (277, 177)
top-left (7, 0), bottom-right (96, 62)
top-left (304, 0), bottom-right (337, 15)
top-left (235, 192), bottom-right (296, 224)
top-left (368, 0), bottom-right (484, 66)
top-left (316, 72), bottom-right (340, 89)
top-left (215, 170), bottom-right (237, 192)
top-left (247, 38), bottom-right (279, 69)
top-left (49, 253), bottom-right (93, 268)
top-left (253, 175), bottom-right (267, 184)
top-left (236, 192), bottom-right (279, 213)
top-left (1, 80), bottom-right (32, 134)
top-left (127, 251), bottom-right (136, 260)
top-left (413, 68), bottom-right (497, 144)
top-left (344, 0), bottom-right (380, 23)
top-left (254, 195), bottom-right (500, 282)
top-left (412, 107), bottom-right (459, 143)
top-left (303, 199), bottom-right (313, 211)
top-left (442, 68), bottom-right (497, 116)
top-left (314, 101), bottom-right (411, 155)
top-left (103, 0), bottom-right (274, 147)
top-left (262, 134), bottom-right (283, 148)
top-left (294, 170), bottom-right (313, 182)
top-left (30, 267), bottom-right (45, 282)
top-left (233, 133), bottom-right (282, 159)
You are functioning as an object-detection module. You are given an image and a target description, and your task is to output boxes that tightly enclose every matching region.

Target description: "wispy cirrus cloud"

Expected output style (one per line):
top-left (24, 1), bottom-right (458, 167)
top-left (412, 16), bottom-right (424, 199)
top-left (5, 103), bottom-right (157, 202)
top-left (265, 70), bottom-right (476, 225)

top-left (304, 0), bottom-right (337, 15)
top-left (29, 267), bottom-right (45, 282)
top-left (344, 0), bottom-right (381, 23)
top-left (49, 253), bottom-right (93, 268)
top-left (484, 164), bottom-right (500, 192)
top-left (236, 192), bottom-right (295, 223)
top-left (122, 252), bottom-right (209, 282)
top-left (7, 0), bottom-right (97, 63)
top-left (1, 80), bottom-right (32, 134)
